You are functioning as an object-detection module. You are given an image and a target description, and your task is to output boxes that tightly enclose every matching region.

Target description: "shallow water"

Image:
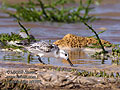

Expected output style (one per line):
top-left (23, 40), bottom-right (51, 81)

top-left (0, 1), bottom-right (120, 68)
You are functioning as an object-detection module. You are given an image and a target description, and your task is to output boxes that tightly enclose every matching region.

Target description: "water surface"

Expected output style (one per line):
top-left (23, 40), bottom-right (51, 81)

top-left (0, 1), bottom-right (120, 68)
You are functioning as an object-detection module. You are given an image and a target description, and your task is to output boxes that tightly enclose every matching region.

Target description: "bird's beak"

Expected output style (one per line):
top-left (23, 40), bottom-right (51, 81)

top-left (67, 58), bottom-right (74, 67)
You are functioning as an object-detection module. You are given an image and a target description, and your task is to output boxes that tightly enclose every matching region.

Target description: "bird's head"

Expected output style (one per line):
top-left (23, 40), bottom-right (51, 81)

top-left (59, 50), bottom-right (74, 67)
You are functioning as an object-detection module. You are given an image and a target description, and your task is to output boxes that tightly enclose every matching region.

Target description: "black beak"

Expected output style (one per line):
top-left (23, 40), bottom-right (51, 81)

top-left (67, 58), bottom-right (74, 67)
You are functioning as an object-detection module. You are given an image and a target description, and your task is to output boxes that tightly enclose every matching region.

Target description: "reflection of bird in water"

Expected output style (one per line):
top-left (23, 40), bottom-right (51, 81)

top-left (62, 49), bottom-right (87, 64)
top-left (25, 41), bottom-right (74, 66)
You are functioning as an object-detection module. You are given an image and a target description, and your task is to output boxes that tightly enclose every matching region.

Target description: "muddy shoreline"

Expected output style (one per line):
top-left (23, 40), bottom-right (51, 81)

top-left (0, 61), bottom-right (120, 90)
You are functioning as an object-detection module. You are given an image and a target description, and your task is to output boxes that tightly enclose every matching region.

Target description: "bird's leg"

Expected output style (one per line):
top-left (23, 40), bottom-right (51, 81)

top-left (37, 55), bottom-right (46, 64)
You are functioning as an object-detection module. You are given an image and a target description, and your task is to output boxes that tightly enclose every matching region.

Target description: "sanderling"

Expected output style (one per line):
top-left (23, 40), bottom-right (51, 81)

top-left (26, 41), bottom-right (74, 66)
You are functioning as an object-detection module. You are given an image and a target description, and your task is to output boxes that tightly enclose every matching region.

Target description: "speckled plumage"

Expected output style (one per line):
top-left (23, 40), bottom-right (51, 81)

top-left (26, 41), bottom-right (73, 66)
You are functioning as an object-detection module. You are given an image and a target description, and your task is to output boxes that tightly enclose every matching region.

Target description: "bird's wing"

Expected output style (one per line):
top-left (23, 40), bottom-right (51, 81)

top-left (29, 41), bottom-right (56, 53)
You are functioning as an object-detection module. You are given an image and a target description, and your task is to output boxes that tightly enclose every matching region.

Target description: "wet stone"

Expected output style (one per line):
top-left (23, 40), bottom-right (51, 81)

top-left (90, 77), bottom-right (106, 84)
top-left (78, 77), bottom-right (97, 85)
top-left (93, 83), bottom-right (109, 88)
top-left (107, 78), bottom-right (117, 83)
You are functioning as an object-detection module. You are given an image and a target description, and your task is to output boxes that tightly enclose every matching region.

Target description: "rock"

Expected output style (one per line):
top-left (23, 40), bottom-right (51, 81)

top-left (78, 77), bottom-right (97, 85)
top-left (54, 34), bottom-right (111, 48)
top-left (107, 78), bottom-right (117, 83)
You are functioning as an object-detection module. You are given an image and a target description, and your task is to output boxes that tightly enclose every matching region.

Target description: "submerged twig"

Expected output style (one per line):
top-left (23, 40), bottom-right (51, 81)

top-left (82, 21), bottom-right (107, 53)
top-left (18, 21), bottom-right (31, 44)
top-left (18, 21), bottom-right (30, 38)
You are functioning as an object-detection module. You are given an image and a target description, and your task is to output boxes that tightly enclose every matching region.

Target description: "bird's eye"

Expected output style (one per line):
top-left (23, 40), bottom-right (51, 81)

top-left (65, 54), bottom-right (67, 56)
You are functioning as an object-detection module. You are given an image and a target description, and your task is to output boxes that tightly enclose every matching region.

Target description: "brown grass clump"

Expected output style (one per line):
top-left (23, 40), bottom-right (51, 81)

top-left (53, 34), bottom-right (111, 48)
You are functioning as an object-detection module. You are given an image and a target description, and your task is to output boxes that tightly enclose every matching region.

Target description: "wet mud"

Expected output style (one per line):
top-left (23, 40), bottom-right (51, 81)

top-left (0, 61), bottom-right (120, 90)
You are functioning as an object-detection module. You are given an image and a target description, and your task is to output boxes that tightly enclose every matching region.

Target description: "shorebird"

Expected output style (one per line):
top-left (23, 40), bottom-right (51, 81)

top-left (25, 41), bottom-right (74, 66)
